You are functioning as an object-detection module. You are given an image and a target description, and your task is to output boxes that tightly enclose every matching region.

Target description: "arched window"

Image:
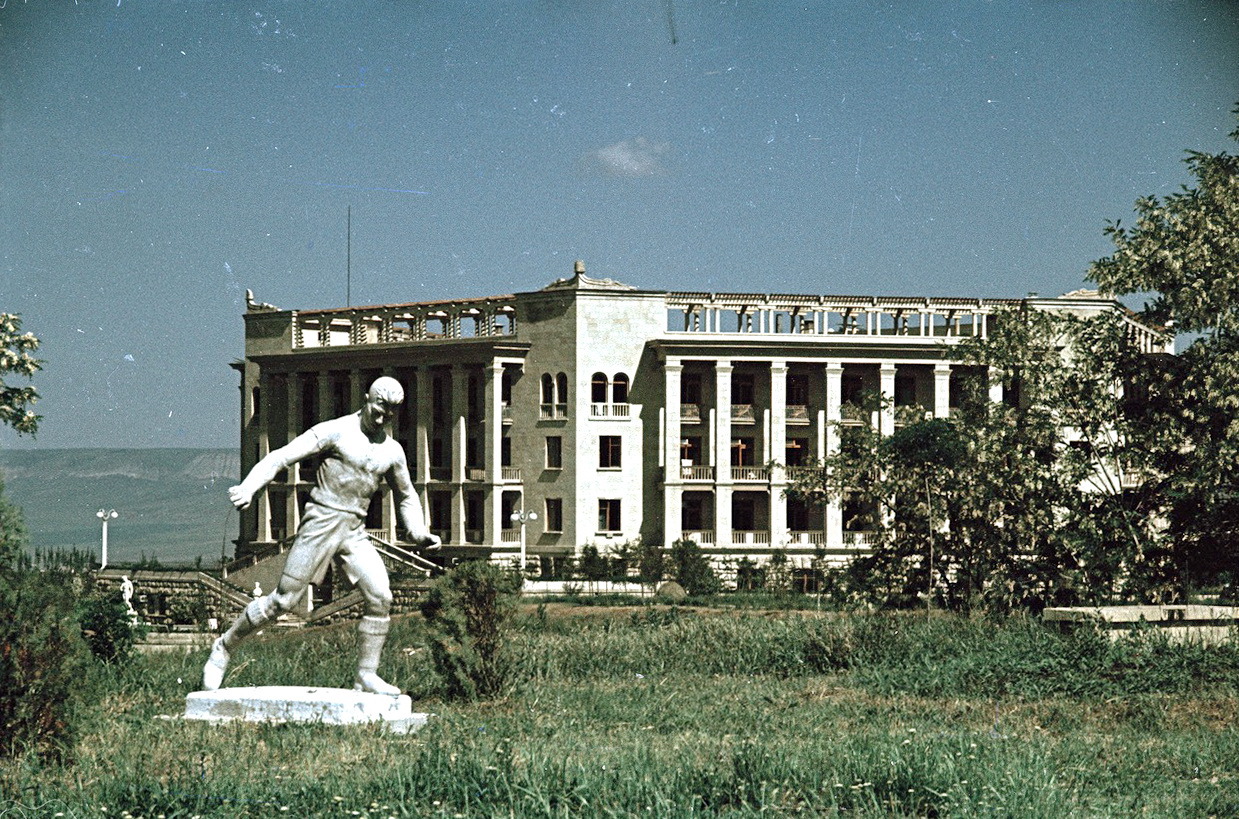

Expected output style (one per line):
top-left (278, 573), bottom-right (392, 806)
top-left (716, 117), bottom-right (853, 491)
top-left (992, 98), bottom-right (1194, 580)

top-left (612, 372), bottom-right (629, 404)
top-left (541, 373), bottom-right (554, 405)
top-left (556, 373), bottom-right (568, 405)
top-left (591, 372), bottom-right (608, 403)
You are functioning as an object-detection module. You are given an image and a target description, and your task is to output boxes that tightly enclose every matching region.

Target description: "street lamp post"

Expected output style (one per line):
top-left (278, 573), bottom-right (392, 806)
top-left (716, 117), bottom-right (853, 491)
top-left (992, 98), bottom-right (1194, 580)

top-left (508, 508), bottom-right (538, 584)
top-left (96, 508), bottom-right (118, 570)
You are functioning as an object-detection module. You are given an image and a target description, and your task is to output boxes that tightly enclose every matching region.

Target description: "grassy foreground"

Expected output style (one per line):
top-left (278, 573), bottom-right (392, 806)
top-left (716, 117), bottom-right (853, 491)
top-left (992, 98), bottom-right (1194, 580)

top-left (2, 605), bottom-right (1237, 817)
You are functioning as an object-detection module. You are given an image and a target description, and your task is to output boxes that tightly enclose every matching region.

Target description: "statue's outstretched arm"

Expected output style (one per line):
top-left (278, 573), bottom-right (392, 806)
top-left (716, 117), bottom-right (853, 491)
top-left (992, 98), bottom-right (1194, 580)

top-left (229, 428), bottom-right (326, 510)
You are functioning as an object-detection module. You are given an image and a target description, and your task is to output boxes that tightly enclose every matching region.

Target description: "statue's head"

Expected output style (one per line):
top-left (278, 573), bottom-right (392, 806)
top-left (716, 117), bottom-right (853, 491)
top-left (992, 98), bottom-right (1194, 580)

top-left (361, 376), bottom-right (404, 432)
top-left (368, 376), bottom-right (405, 405)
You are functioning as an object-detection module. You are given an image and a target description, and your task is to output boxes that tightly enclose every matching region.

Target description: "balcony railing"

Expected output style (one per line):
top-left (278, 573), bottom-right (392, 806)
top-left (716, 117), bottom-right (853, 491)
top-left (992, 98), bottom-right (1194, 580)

top-left (431, 528), bottom-right (451, 543)
top-left (682, 530), bottom-right (715, 544)
top-left (590, 402), bottom-right (631, 419)
top-left (840, 403), bottom-right (870, 425)
top-left (428, 467), bottom-right (451, 482)
top-left (732, 531), bottom-right (772, 545)
top-left (680, 465), bottom-right (714, 481)
top-left (786, 404), bottom-right (811, 424)
top-left (502, 404), bottom-right (513, 424)
top-left (894, 405), bottom-right (932, 428)
top-left (788, 530), bottom-right (826, 545)
top-left (540, 403), bottom-right (568, 420)
top-left (843, 531), bottom-right (875, 547)
top-left (731, 466), bottom-right (770, 481)
top-left (500, 529), bottom-right (521, 544)
top-left (465, 467), bottom-right (486, 482)
top-left (785, 466), bottom-right (821, 483)
top-left (680, 404), bottom-right (702, 423)
top-left (465, 528), bottom-right (484, 544)
top-left (501, 466), bottom-right (522, 482)
top-left (731, 404), bottom-right (756, 424)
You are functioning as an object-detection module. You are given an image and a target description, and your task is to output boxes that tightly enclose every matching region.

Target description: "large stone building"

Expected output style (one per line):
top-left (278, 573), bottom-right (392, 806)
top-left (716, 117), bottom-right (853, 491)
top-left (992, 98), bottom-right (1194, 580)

top-left (232, 262), bottom-right (1171, 571)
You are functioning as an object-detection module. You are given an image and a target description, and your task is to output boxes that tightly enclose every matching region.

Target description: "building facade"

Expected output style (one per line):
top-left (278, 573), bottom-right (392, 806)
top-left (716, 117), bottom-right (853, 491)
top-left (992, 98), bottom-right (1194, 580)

top-left (233, 262), bottom-right (1171, 569)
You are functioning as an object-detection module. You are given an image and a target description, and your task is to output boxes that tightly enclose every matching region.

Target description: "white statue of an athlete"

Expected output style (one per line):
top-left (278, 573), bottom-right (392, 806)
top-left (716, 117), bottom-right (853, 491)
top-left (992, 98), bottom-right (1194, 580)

top-left (203, 376), bottom-right (439, 695)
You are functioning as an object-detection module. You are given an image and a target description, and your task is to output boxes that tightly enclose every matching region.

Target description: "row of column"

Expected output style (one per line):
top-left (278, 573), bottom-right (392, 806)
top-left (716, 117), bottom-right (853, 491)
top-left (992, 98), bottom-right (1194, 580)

top-left (249, 363), bottom-right (516, 550)
top-left (661, 358), bottom-right (1000, 550)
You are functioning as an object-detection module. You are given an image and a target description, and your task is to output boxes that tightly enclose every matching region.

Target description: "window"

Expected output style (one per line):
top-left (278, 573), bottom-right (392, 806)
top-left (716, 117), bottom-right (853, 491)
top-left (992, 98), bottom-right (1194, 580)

top-left (612, 373), bottom-right (630, 404)
top-left (599, 435), bottom-right (622, 469)
top-left (787, 497), bottom-right (810, 531)
top-left (598, 499), bottom-right (621, 532)
top-left (591, 372), bottom-right (608, 403)
top-left (680, 436), bottom-right (702, 465)
top-left (556, 373), bottom-right (568, 404)
top-left (544, 498), bottom-right (563, 532)
top-left (501, 436), bottom-right (512, 467)
top-left (732, 373), bottom-right (755, 405)
top-left (545, 436), bottom-right (563, 469)
top-left (895, 374), bottom-right (917, 406)
top-left (787, 374), bottom-right (809, 405)
top-left (785, 438), bottom-right (808, 466)
top-left (541, 373), bottom-right (555, 404)
top-left (681, 373), bottom-right (702, 404)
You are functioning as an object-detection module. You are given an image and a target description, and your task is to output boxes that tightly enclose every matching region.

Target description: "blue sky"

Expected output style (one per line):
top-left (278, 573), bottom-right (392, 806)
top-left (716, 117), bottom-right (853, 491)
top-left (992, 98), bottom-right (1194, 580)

top-left (2, 0), bottom-right (1237, 449)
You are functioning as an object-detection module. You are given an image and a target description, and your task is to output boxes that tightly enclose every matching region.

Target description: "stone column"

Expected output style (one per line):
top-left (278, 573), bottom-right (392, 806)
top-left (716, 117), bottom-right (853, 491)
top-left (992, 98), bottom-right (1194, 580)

top-left (824, 362), bottom-right (844, 550)
top-left (451, 365), bottom-right (468, 546)
top-left (485, 363), bottom-right (504, 549)
top-left (879, 363), bottom-right (897, 436)
top-left (988, 366), bottom-right (1005, 405)
top-left (663, 360), bottom-right (684, 545)
top-left (713, 361), bottom-right (733, 549)
top-left (933, 363), bottom-right (952, 419)
top-left (255, 371), bottom-right (272, 542)
top-left (768, 362), bottom-right (788, 545)
top-left (349, 369), bottom-right (363, 412)
top-left (317, 373), bottom-right (333, 424)
top-left (414, 366), bottom-right (431, 484)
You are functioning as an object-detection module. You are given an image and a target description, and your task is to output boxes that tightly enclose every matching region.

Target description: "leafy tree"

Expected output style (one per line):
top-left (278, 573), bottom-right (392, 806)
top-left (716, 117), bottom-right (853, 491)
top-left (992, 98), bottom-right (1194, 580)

top-left (1089, 104), bottom-right (1239, 595)
top-left (0, 313), bottom-right (42, 436)
top-left (787, 307), bottom-right (1162, 612)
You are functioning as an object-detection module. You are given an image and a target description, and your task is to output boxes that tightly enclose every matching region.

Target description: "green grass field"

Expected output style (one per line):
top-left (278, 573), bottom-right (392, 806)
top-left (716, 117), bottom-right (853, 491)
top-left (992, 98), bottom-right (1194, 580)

top-left (3, 605), bottom-right (1237, 818)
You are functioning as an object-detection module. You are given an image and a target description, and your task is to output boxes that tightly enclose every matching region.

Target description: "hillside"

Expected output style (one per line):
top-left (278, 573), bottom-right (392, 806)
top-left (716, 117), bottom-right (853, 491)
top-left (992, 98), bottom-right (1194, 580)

top-left (0, 448), bottom-right (241, 566)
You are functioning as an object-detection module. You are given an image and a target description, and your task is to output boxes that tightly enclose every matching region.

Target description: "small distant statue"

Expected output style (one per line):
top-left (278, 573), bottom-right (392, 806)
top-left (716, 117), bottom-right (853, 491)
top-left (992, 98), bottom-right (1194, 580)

top-left (120, 575), bottom-right (136, 613)
top-left (203, 377), bottom-right (440, 695)
top-left (251, 581), bottom-right (263, 599)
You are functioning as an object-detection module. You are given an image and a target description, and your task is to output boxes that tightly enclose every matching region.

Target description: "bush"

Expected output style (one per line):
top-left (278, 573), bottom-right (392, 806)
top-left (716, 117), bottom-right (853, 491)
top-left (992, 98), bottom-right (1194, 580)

top-left (420, 560), bottom-right (520, 701)
top-left (80, 590), bottom-right (147, 664)
top-left (0, 566), bottom-right (92, 760)
top-left (669, 538), bottom-right (720, 596)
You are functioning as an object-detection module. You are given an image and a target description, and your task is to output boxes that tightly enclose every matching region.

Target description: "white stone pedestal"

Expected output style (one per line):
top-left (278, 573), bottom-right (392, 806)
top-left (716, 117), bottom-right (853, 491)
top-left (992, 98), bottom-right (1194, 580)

top-left (184, 686), bottom-right (429, 734)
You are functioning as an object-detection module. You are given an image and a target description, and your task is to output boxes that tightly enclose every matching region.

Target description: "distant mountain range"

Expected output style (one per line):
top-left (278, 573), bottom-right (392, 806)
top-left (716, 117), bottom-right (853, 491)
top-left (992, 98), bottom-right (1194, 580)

top-left (0, 449), bottom-right (241, 566)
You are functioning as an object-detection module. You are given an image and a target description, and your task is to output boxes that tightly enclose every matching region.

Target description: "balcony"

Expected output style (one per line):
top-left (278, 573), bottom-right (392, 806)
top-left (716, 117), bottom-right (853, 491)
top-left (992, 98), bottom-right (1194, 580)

top-left (732, 531), bottom-right (772, 546)
top-left (465, 528), bottom-right (484, 544)
top-left (785, 466), bottom-right (821, 483)
top-left (501, 466), bottom-right (523, 482)
top-left (843, 531), bottom-right (875, 547)
top-left (894, 405), bottom-right (932, 428)
top-left (540, 403), bottom-right (568, 420)
top-left (731, 466), bottom-right (770, 482)
top-left (502, 404), bottom-right (514, 425)
top-left (682, 530), bottom-right (715, 545)
top-left (679, 465), bottom-right (714, 481)
top-left (428, 467), bottom-right (451, 482)
top-left (731, 404), bottom-right (757, 424)
top-left (500, 529), bottom-right (521, 544)
top-left (431, 528), bottom-right (451, 544)
top-left (786, 404), bottom-right (811, 424)
top-left (840, 403), bottom-right (870, 426)
top-left (788, 531), bottom-right (825, 546)
top-left (680, 404), bottom-right (702, 423)
top-left (590, 402), bottom-right (631, 419)
top-left (465, 467), bottom-right (486, 482)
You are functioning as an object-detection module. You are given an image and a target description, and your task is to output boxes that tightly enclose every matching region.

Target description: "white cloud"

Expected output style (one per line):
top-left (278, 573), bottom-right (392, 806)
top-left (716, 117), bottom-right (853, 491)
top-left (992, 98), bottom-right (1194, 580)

top-left (583, 137), bottom-right (671, 178)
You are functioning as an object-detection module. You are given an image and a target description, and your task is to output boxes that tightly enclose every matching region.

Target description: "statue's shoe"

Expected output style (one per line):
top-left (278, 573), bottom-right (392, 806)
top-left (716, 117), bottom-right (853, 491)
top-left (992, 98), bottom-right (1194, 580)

top-left (354, 671), bottom-right (401, 696)
top-left (202, 637), bottom-right (230, 691)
